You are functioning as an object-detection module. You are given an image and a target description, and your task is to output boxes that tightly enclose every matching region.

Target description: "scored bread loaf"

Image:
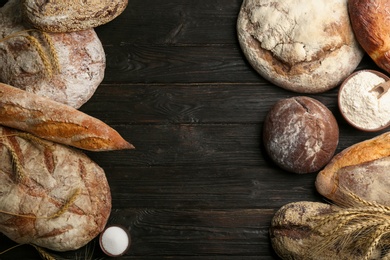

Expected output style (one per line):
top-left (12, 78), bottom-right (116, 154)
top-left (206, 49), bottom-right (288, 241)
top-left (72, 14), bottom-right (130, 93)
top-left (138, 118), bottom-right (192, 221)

top-left (0, 0), bottom-right (106, 108)
top-left (0, 126), bottom-right (111, 251)
top-left (316, 132), bottom-right (390, 205)
top-left (0, 82), bottom-right (134, 151)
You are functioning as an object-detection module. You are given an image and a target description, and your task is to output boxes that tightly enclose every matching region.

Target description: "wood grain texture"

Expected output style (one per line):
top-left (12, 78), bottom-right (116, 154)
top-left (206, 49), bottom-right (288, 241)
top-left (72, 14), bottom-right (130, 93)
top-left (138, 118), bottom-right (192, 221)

top-left (0, 0), bottom-right (387, 259)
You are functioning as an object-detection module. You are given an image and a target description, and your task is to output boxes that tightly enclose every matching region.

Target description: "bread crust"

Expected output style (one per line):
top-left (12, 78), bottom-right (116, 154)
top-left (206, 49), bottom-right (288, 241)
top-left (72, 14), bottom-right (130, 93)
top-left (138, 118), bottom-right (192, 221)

top-left (0, 0), bottom-right (106, 108)
top-left (348, 0), bottom-right (390, 73)
top-left (0, 126), bottom-right (111, 251)
top-left (263, 96), bottom-right (339, 173)
top-left (237, 0), bottom-right (364, 93)
top-left (316, 132), bottom-right (390, 204)
top-left (22, 0), bottom-right (128, 33)
top-left (0, 83), bottom-right (134, 151)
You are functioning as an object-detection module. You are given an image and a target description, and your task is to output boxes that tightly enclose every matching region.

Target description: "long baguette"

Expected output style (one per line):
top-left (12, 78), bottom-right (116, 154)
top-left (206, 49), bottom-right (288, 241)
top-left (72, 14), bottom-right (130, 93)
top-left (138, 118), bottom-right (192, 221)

top-left (0, 82), bottom-right (134, 151)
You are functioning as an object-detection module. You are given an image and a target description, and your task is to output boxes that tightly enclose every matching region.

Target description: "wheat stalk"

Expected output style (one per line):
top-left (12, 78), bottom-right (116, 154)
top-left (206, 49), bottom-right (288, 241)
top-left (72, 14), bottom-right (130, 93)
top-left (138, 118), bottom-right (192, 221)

top-left (0, 29), bottom-right (59, 77)
top-left (1, 142), bottom-right (25, 182)
top-left (31, 245), bottom-right (57, 260)
top-left (0, 188), bottom-right (81, 219)
top-left (308, 189), bottom-right (390, 259)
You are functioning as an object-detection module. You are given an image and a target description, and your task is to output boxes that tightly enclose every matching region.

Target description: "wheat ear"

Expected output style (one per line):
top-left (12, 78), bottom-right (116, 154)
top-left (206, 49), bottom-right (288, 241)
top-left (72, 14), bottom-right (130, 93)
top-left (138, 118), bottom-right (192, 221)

top-left (1, 142), bottom-right (25, 182)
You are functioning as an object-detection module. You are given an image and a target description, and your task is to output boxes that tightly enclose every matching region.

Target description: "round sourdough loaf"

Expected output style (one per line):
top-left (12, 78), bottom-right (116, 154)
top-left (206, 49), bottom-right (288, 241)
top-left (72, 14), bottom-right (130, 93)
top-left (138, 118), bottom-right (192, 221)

top-left (263, 96), bottom-right (339, 174)
top-left (0, 0), bottom-right (105, 109)
top-left (237, 0), bottom-right (364, 93)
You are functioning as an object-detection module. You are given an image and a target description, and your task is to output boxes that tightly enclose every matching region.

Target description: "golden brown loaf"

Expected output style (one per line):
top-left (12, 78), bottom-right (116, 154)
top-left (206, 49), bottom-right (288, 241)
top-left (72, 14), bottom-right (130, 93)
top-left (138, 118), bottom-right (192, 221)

top-left (316, 132), bottom-right (390, 205)
top-left (348, 0), bottom-right (390, 73)
top-left (0, 126), bottom-right (111, 251)
top-left (0, 83), bottom-right (134, 151)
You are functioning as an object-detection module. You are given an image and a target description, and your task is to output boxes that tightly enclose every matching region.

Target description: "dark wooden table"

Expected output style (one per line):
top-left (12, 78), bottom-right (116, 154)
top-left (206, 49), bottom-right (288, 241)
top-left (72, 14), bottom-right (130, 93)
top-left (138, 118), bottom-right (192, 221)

top-left (0, 0), bottom-right (386, 259)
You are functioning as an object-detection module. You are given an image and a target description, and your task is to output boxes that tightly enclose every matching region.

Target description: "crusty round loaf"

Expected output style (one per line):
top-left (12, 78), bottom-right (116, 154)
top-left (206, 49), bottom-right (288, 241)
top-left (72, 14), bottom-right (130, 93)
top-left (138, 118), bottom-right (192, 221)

top-left (237, 0), bottom-right (364, 93)
top-left (0, 0), bottom-right (105, 108)
top-left (0, 126), bottom-right (111, 251)
top-left (22, 0), bottom-right (128, 33)
top-left (348, 0), bottom-right (390, 74)
top-left (263, 96), bottom-right (339, 174)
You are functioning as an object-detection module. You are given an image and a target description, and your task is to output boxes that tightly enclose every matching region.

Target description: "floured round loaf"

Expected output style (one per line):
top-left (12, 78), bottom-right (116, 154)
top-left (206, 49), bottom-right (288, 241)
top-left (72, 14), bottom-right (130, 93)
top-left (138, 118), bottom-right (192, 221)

top-left (0, 126), bottom-right (111, 251)
top-left (22, 0), bottom-right (128, 33)
top-left (237, 0), bottom-right (364, 93)
top-left (0, 0), bottom-right (105, 108)
top-left (348, 0), bottom-right (390, 74)
top-left (263, 96), bottom-right (339, 174)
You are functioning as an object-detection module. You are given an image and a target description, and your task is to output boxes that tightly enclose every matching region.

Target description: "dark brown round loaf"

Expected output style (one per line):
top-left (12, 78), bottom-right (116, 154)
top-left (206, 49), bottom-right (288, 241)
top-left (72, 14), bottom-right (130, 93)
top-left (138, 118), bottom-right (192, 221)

top-left (263, 96), bottom-right (339, 174)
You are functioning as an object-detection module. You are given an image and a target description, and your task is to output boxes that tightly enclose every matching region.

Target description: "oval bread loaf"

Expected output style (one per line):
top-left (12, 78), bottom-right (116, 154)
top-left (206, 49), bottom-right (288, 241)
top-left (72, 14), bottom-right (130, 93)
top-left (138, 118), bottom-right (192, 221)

top-left (0, 82), bottom-right (134, 151)
top-left (0, 0), bottom-right (106, 108)
top-left (22, 0), bottom-right (129, 33)
top-left (348, 0), bottom-right (390, 74)
top-left (270, 201), bottom-right (385, 259)
top-left (316, 131), bottom-right (390, 206)
top-left (0, 126), bottom-right (111, 251)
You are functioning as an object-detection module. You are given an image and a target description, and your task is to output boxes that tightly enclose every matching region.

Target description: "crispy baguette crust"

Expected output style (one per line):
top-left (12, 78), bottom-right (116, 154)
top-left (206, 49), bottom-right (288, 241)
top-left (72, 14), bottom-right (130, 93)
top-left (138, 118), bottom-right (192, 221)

top-left (316, 132), bottom-right (390, 200)
top-left (348, 0), bottom-right (390, 73)
top-left (0, 83), bottom-right (134, 151)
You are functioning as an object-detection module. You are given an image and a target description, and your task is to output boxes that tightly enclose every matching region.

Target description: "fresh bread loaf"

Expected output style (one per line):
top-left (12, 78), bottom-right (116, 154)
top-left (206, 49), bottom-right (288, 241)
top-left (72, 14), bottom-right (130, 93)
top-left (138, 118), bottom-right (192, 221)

top-left (237, 0), bottom-right (364, 93)
top-left (0, 82), bottom-right (134, 151)
top-left (316, 132), bottom-right (390, 206)
top-left (263, 96), bottom-right (339, 173)
top-left (270, 201), bottom-right (386, 259)
top-left (22, 0), bottom-right (128, 32)
top-left (0, 0), bottom-right (105, 108)
top-left (0, 126), bottom-right (111, 251)
top-left (348, 0), bottom-right (390, 74)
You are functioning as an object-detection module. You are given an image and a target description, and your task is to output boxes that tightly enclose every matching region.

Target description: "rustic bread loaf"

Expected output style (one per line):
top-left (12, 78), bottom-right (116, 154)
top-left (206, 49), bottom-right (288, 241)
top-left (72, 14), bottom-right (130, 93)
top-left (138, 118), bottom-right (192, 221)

top-left (0, 126), bottom-right (111, 251)
top-left (0, 82), bottom-right (134, 151)
top-left (22, 0), bottom-right (128, 33)
top-left (270, 201), bottom-right (385, 259)
top-left (271, 201), bottom-right (338, 259)
top-left (263, 96), bottom-right (339, 173)
top-left (0, 0), bottom-right (105, 108)
top-left (237, 0), bottom-right (364, 93)
top-left (348, 0), bottom-right (390, 74)
top-left (316, 132), bottom-right (390, 206)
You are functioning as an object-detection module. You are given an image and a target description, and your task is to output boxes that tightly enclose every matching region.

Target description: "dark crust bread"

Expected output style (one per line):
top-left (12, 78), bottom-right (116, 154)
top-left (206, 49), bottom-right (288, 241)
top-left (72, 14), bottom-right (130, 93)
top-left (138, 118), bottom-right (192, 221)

top-left (263, 96), bottom-right (339, 174)
top-left (348, 0), bottom-right (390, 73)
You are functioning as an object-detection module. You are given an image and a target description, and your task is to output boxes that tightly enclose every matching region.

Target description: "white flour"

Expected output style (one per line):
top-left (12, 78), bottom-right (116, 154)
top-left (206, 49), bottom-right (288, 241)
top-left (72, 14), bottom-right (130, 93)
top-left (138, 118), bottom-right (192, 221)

top-left (339, 71), bottom-right (390, 130)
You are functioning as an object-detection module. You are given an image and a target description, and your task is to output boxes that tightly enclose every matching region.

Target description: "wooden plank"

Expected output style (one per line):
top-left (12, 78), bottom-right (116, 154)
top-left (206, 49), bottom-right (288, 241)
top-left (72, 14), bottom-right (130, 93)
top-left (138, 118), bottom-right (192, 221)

top-left (100, 44), bottom-right (264, 84)
top-left (80, 83), bottom-right (339, 124)
top-left (96, 0), bottom-right (242, 45)
top-left (103, 166), bottom-right (320, 210)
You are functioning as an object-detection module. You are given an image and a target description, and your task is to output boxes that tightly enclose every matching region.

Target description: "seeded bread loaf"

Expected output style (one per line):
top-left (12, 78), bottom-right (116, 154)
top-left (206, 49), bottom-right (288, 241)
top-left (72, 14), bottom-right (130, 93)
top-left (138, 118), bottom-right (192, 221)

top-left (0, 82), bottom-right (134, 151)
top-left (0, 126), bottom-right (111, 251)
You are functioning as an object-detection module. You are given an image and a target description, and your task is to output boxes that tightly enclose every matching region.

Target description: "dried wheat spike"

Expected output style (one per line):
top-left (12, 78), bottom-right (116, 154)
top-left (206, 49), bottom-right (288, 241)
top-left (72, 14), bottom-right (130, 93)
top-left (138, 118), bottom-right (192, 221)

top-left (24, 35), bottom-right (53, 78)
